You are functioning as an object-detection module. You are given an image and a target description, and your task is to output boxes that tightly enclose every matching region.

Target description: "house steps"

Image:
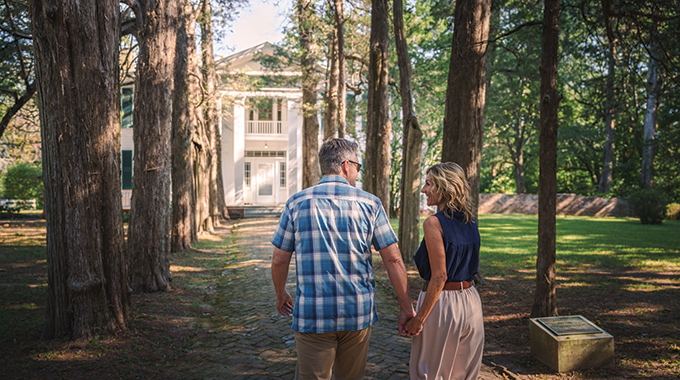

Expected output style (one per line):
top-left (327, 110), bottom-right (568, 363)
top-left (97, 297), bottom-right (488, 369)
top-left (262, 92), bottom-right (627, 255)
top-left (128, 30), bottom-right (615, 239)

top-left (227, 205), bottom-right (283, 219)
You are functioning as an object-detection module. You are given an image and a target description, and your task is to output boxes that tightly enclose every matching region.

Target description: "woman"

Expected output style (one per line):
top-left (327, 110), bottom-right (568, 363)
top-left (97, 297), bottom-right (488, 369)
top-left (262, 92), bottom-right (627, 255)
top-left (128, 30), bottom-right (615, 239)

top-left (404, 162), bottom-right (484, 380)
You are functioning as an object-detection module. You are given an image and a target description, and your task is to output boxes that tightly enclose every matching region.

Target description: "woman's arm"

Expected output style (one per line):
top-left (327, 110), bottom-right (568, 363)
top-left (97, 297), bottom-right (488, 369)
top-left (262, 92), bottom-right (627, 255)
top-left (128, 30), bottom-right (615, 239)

top-left (404, 215), bottom-right (448, 336)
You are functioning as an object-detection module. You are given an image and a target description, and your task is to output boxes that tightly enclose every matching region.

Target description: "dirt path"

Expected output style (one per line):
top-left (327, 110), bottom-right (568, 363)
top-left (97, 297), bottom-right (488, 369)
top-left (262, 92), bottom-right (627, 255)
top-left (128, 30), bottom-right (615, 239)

top-left (178, 217), bottom-right (503, 380)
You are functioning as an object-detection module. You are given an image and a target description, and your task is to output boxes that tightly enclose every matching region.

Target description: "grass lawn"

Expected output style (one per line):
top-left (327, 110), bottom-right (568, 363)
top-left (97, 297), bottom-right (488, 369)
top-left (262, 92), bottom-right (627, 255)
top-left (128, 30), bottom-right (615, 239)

top-left (384, 213), bottom-right (680, 379)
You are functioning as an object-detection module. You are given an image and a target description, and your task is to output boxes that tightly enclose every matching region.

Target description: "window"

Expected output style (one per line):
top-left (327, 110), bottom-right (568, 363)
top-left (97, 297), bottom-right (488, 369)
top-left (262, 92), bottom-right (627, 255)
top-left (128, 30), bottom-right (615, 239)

top-left (122, 150), bottom-right (133, 189)
top-left (244, 162), bottom-right (251, 187)
top-left (280, 162), bottom-right (286, 187)
top-left (277, 99), bottom-right (282, 121)
top-left (121, 87), bottom-right (134, 128)
top-left (245, 150), bottom-right (286, 158)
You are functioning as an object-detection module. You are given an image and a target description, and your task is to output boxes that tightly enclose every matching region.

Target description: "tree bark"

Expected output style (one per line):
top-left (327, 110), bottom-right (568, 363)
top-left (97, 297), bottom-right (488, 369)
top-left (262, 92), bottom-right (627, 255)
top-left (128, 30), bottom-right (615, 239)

top-left (334, 0), bottom-right (346, 138)
top-left (441, 0), bottom-right (491, 220)
top-left (298, 0), bottom-right (320, 188)
top-left (507, 135), bottom-right (527, 194)
top-left (128, 0), bottom-right (178, 293)
top-left (365, 0), bottom-right (391, 214)
top-left (172, 0), bottom-right (196, 252)
top-left (641, 37), bottom-right (660, 189)
top-left (325, 31), bottom-right (339, 141)
top-left (532, 0), bottom-right (561, 318)
top-left (200, 0), bottom-right (224, 225)
top-left (394, 0), bottom-right (422, 263)
top-left (598, 0), bottom-right (616, 194)
top-left (187, 4), bottom-right (213, 234)
top-left (30, 0), bottom-right (129, 339)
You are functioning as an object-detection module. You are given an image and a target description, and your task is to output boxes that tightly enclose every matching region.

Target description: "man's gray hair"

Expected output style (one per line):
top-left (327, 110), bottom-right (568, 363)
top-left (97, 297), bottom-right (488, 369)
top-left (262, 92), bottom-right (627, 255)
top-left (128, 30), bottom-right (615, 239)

top-left (319, 138), bottom-right (359, 175)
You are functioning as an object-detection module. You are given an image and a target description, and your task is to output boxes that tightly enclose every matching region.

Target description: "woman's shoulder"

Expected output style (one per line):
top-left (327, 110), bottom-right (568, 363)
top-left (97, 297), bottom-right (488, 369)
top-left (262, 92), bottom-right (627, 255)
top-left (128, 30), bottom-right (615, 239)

top-left (424, 214), bottom-right (442, 229)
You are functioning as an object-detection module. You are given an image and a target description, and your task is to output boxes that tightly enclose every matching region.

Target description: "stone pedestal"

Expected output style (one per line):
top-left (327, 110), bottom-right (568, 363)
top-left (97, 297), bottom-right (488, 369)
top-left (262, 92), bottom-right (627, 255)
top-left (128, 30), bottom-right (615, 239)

top-left (529, 315), bottom-right (614, 372)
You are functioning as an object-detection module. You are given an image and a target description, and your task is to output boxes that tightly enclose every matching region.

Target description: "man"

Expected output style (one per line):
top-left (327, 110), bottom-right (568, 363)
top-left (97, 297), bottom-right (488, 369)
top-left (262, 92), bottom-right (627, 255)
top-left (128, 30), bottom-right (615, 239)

top-left (271, 138), bottom-right (415, 380)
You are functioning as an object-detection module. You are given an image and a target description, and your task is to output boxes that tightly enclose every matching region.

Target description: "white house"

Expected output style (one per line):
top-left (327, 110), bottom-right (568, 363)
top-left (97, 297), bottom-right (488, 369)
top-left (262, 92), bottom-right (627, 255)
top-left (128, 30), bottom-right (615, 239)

top-left (120, 42), bottom-right (306, 212)
top-left (218, 42), bottom-right (303, 209)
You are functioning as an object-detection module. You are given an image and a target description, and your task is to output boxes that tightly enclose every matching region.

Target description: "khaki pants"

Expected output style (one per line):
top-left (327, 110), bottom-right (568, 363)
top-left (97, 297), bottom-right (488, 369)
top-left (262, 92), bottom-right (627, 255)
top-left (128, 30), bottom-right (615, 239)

top-left (294, 326), bottom-right (372, 380)
top-left (410, 287), bottom-right (484, 380)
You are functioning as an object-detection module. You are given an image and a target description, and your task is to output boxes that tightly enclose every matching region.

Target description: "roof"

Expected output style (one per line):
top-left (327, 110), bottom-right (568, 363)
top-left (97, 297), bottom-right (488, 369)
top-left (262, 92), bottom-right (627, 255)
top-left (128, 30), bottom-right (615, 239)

top-left (216, 42), bottom-right (300, 76)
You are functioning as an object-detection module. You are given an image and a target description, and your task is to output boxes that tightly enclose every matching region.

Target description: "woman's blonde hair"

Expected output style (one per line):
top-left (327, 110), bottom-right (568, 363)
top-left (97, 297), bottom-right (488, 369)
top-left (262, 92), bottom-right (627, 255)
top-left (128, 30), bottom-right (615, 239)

top-left (426, 162), bottom-right (475, 223)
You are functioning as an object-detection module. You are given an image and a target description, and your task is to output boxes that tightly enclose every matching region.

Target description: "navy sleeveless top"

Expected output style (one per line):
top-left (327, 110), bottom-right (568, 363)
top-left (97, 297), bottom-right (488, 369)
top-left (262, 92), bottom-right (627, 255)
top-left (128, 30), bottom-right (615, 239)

top-left (414, 210), bottom-right (480, 282)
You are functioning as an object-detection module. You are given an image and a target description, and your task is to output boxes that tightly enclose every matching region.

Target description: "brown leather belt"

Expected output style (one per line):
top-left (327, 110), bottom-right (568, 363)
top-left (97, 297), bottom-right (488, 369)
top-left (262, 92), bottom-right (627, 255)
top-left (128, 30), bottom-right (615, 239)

top-left (422, 280), bottom-right (473, 291)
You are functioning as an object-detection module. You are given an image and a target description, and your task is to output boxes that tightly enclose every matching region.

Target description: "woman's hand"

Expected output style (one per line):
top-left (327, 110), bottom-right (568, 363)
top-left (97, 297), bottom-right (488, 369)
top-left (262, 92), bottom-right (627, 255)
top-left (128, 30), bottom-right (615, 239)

top-left (404, 315), bottom-right (424, 337)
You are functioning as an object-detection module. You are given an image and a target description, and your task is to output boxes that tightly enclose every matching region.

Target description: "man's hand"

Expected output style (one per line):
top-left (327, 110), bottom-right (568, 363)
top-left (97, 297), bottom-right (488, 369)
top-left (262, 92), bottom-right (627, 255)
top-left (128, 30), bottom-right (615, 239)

top-left (398, 306), bottom-right (417, 335)
top-left (403, 314), bottom-right (424, 337)
top-left (276, 290), bottom-right (294, 316)
top-left (271, 248), bottom-right (294, 316)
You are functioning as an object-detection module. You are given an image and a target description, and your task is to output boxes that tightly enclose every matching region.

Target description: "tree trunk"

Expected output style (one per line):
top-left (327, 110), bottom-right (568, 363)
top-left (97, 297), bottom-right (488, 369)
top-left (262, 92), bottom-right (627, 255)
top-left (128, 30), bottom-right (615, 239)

top-left (128, 0), bottom-right (178, 293)
top-left (641, 38), bottom-right (660, 189)
top-left (298, 0), bottom-right (320, 188)
top-left (200, 0), bottom-right (224, 225)
top-left (365, 0), bottom-right (391, 214)
top-left (394, 0), bottom-right (422, 263)
top-left (441, 0), bottom-right (491, 220)
top-left (334, 0), bottom-right (346, 138)
top-left (512, 145), bottom-right (526, 194)
top-left (532, 0), bottom-right (561, 318)
top-left (598, 0), bottom-right (616, 194)
top-left (187, 5), bottom-right (213, 234)
top-left (325, 32), bottom-right (339, 141)
top-left (172, 0), bottom-right (196, 252)
top-left (30, 0), bottom-right (129, 339)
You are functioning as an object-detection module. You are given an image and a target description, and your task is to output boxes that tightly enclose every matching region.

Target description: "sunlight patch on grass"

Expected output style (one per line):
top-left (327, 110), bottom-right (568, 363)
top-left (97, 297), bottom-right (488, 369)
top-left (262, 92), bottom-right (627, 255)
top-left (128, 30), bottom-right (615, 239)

top-left (170, 265), bottom-right (204, 272)
top-left (222, 258), bottom-right (269, 269)
top-left (5, 302), bottom-right (39, 310)
top-left (621, 283), bottom-right (664, 292)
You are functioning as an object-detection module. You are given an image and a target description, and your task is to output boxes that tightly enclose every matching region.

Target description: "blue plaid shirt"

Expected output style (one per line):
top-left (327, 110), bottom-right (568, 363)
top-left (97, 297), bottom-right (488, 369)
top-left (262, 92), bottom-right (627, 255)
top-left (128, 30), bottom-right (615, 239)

top-left (271, 175), bottom-right (398, 333)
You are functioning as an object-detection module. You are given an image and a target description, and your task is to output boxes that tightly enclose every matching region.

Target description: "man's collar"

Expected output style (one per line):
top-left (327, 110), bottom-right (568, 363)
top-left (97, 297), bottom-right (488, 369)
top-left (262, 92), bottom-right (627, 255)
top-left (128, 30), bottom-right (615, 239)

top-left (319, 174), bottom-right (350, 185)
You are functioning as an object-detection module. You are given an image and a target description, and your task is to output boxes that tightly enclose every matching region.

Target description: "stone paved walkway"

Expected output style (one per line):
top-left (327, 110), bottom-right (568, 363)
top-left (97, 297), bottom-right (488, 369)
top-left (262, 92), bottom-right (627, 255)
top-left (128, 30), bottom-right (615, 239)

top-left (181, 218), bottom-right (504, 380)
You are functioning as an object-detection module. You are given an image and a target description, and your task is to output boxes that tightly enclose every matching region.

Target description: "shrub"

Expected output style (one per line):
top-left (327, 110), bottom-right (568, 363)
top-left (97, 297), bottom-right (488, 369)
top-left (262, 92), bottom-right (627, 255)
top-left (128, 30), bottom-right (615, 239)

top-left (1, 162), bottom-right (43, 209)
top-left (628, 188), bottom-right (669, 225)
top-left (667, 203), bottom-right (680, 220)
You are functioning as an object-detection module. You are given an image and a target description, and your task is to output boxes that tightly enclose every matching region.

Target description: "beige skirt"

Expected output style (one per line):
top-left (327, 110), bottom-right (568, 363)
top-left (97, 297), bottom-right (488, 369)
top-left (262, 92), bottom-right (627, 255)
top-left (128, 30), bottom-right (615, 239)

top-left (409, 286), bottom-right (484, 380)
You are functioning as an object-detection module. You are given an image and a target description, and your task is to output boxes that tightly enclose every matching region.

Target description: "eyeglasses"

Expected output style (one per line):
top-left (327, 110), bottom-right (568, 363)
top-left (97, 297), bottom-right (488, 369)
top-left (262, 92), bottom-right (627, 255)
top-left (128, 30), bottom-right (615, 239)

top-left (346, 160), bottom-right (362, 172)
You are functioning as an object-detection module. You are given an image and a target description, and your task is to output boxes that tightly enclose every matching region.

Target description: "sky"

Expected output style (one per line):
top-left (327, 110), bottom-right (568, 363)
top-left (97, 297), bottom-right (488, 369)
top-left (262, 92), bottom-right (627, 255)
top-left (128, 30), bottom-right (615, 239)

top-left (215, 0), bottom-right (293, 58)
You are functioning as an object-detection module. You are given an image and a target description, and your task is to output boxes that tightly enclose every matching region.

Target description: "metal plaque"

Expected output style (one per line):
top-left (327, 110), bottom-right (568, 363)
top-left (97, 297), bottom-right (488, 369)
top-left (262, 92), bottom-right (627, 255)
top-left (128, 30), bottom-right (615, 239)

top-left (536, 315), bottom-right (602, 336)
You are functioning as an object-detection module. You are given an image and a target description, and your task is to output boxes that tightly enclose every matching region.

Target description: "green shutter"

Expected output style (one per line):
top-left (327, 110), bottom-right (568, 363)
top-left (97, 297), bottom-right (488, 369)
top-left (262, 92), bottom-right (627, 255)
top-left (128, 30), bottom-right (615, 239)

top-left (122, 150), bottom-right (133, 189)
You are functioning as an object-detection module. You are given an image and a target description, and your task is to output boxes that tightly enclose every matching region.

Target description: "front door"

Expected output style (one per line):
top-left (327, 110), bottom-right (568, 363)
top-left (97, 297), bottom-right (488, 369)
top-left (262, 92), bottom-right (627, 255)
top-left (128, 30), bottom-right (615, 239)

top-left (255, 162), bottom-right (275, 204)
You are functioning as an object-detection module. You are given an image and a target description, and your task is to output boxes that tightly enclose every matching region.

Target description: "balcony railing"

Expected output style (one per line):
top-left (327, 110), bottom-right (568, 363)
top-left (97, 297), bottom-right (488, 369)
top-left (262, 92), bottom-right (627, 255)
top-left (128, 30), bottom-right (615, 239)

top-left (246, 121), bottom-right (283, 135)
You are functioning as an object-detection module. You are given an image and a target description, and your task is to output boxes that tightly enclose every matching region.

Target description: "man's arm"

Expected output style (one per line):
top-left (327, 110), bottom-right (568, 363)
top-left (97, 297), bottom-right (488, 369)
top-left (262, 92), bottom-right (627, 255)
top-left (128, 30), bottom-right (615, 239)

top-left (378, 243), bottom-right (416, 334)
top-left (271, 247), bottom-right (294, 316)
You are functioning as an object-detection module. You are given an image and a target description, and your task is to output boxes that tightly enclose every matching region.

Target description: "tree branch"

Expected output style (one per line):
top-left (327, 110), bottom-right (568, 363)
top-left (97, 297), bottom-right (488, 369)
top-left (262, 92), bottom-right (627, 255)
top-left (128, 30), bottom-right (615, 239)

top-left (0, 80), bottom-right (36, 140)
top-left (0, 24), bottom-right (32, 39)
top-left (488, 20), bottom-right (543, 43)
top-left (345, 53), bottom-right (369, 68)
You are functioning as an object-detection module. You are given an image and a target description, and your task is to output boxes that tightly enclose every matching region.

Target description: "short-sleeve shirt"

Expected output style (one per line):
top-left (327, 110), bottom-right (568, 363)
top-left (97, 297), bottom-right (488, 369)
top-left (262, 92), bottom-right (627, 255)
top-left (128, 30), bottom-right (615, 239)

top-left (271, 175), bottom-right (398, 333)
top-left (414, 210), bottom-right (480, 283)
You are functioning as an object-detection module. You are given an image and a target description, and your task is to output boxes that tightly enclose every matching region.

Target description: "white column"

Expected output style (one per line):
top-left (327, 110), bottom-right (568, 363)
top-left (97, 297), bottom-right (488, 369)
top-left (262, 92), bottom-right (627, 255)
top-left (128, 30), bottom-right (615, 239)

top-left (233, 97), bottom-right (245, 205)
top-left (287, 94), bottom-right (302, 197)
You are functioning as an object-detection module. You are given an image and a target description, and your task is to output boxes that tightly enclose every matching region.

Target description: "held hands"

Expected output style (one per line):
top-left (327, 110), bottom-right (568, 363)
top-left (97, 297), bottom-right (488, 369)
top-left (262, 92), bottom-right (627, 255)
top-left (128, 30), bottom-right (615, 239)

top-left (403, 315), bottom-right (424, 337)
top-left (398, 305), bottom-right (423, 337)
top-left (276, 290), bottom-right (294, 316)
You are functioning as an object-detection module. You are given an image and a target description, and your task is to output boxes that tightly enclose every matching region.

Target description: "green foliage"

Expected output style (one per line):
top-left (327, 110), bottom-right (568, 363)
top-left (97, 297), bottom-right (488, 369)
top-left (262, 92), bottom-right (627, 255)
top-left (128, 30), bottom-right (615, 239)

top-left (628, 188), bottom-right (669, 225)
top-left (666, 203), bottom-right (680, 220)
top-left (2, 162), bottom-right (43, 208)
